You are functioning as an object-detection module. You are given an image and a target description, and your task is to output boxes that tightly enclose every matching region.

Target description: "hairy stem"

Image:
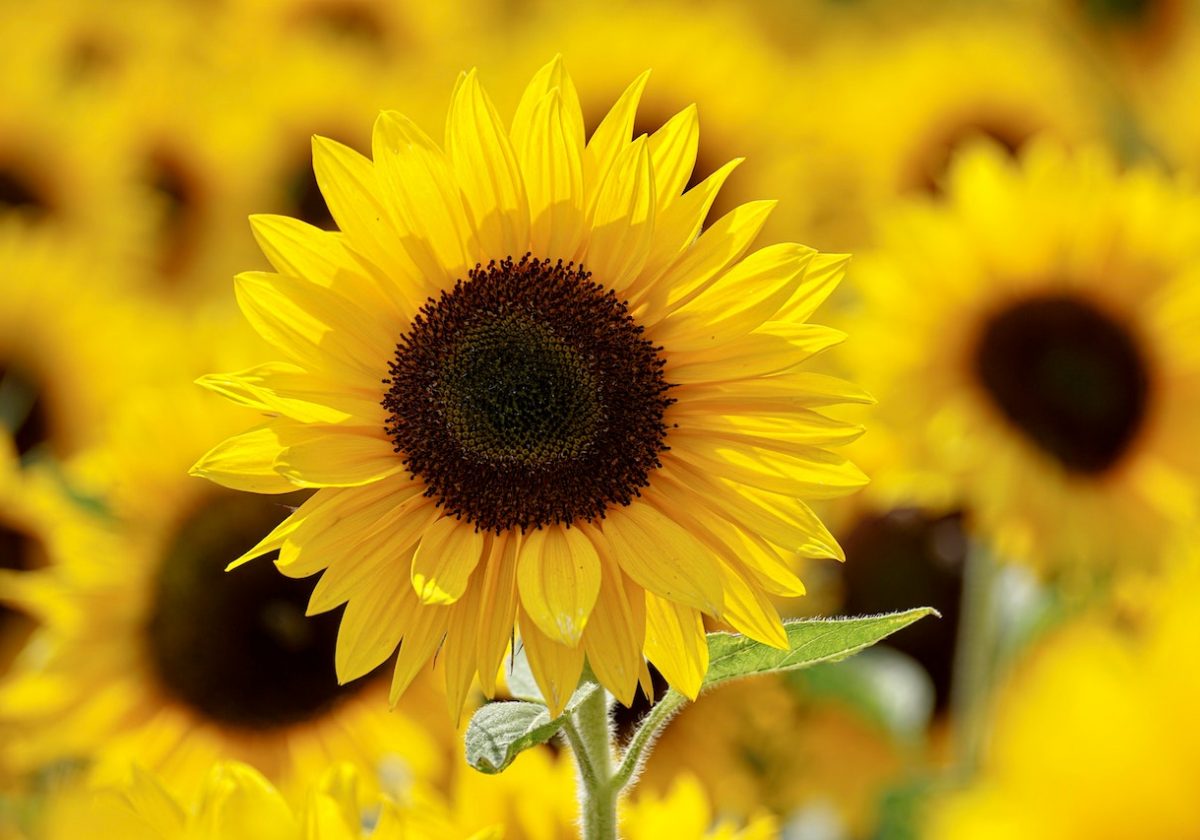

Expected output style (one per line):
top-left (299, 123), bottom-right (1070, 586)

top-left (569, 687), bottom-right (618, 840)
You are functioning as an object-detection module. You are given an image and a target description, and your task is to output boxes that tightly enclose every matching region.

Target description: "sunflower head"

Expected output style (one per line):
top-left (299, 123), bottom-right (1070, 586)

top-left (194, 56), bottom-right (866, 716)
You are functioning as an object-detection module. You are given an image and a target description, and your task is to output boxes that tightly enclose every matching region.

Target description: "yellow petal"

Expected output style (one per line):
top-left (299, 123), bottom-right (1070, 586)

top-left (446, 70), bottom-right (530, 258)
top-left (669, 438), bottom-right (869, 500)
top-left (714, 561), bottom-right (787, 649)
top-left (647, 104), bottom-right (699, 213)
top-left (584, 69), bottom-right (650, 212)
top-left (389, 603), bottom-right (449, 705)
top-left (410, 515), bottom-right (487, 605)
top-left (633, 158), bottom-right (743, 295)
top-left (579, 531), bottom-right (646, 707)
top-left (334, 565), bottom-right (408, 683)
top-left (586, 136), bottom-right (656, 293)
top-left (665, 323), bottom-right (846, 384)
top-left (190, 425), bottom-right (300, 495)
top-left (275, 428), bottom-right (403, 488)
top-left (312, 135), bottom-right (433, 303)
top-left (636, 199), bottom-right (775, 315)
top-left (512, 55), bottom-right (584, 154)
top-left (601, 503), bottom-right (724, 614)
top-left (643, 595), bottom-right (708, 699)
top-left (442, 561), bottom-right (490, 721)
top-left (519, 609), bottom-right (585, 718)
top-left (650, 243), bottom-right (814, 350)
top-left (778, 252), bottom-right (851, 323)
top-left (372, 110), bottom-right (478, 284)
top-left (233, 271), bottom-right (393, 386)
top-left (475, 535), bottom-right (519, 696)
top-left (517, 525), bottom-right (600, 647)
top-left (197, 363), bottom-right (380, 426)
top-left (516, 89), bottom-right (586, 262)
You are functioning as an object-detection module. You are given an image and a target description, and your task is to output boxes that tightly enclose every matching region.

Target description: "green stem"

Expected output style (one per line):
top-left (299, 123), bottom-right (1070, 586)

top-left (950, 541), bottom-right (1000, 773)
top-left (568, 687), bottom-right (618, 840)
top-left (611, 689), bottom-right (687, 791)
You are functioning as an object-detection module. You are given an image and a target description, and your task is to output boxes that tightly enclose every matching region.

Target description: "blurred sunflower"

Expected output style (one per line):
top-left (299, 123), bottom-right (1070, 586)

top-left (0, 225), bottom-right (140, 461)
top-left (638, 675), bottom-right (902, 834)
top-left (851, 141), bottom-right (1200, 570)
top-left (40, 760), bottom-right (498, 840)
top-left (193, 57), bottom-right (865, 716)
top-left (926, 546), bottom-right (1200, 839)
top-left (0, 19), bottom-right (147, 259)
top-left (0, 373), bottom-right (450, 801)
top-left (792, 12), bottom-right (1104, 250)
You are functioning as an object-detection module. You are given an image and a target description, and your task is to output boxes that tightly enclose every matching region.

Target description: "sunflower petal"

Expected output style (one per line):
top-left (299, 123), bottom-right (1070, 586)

top-left (643, 595), bottom-right (708, 699)
top-left (519, 609), bottom-right (585, 718)
top-left (446, 70), bottom-right (530, 258)
top-left (587, 136), bottom-right (656, 293)
top-left (410, 515), bottom-right (487, 605)
top-left (517, 525), bottom-right (600, 647)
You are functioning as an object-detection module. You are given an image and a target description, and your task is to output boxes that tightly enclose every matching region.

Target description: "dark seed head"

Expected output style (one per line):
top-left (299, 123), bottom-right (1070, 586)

top-left (973, 293), bottom-right (1150, 475)
top-left (383, 255), bottom-right (673, 533)
top-left (146, 490), bottom-right (377, 731)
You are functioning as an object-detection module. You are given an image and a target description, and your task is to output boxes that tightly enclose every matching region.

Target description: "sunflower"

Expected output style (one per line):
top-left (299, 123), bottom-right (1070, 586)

top-left (39, 760), bottom-right (498, 840)
top-left (0, 12), bottom-right (148, 260)
top-left (637, 674), bottom-right (903, 834)
top-left (0, 361), bottom-right (450, 801)
top-left (472, 2), bottom-right (804, 247)
top-left (787, 11), bottom-right (1105, 251)
top-left (849, 140), bottom-right (1200, 571)
top-left (926, 547), bottom-right (1200, 840)
top-left (192, 57), bottom-right (865, 717)
top-left (0, 224), bottom-right (144, 462)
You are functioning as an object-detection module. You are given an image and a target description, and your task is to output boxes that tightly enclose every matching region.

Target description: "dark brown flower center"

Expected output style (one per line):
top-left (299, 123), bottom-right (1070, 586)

top-left (383, 255), bottom-right (673, 533)
top-left (0, 163), bottom-right (52, 217)
top-left (146, 490), bottom-right (377, 730)
top-left (0, 364), bottom-right (49, 458)
top-left (973, 293), bottom-right (1150, 474)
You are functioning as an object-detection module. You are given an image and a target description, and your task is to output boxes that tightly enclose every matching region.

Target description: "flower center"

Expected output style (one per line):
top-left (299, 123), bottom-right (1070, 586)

top-left (0, 364), bottom-right (49, 457)
top-left (973, 293), bottom-right (1150, 474)
top-left (0, 164), bottom-right (51, 217)
top-left (0, 520), bottom-right (43, 641)
top-left (384, 255), bottom-right (673, 533)
top-left (146, 490), bottom-right (376, 730)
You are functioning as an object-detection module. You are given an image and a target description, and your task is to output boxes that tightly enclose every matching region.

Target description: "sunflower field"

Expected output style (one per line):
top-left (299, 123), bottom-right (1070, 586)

top-left (0, 1), bottom-right (1197, 838)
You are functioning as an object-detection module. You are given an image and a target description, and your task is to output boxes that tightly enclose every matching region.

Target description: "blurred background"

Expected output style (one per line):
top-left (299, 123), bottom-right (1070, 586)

top-left (2, 0), bottom-right (1199, 837)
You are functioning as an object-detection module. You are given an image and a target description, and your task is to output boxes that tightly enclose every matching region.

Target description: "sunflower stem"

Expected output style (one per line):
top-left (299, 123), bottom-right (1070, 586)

top-left (612, 688), bottom-right (687, 791)
top-left (950, 540), bottom-right (1000, 773)
top-left (569, 686), bottom-right (618, 840)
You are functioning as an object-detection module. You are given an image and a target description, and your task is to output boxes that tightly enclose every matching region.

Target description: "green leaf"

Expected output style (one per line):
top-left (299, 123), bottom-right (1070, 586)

top-left (464, 701), bottom-right (562, 774)
top-left (703, 608), bottom-right (939, 690)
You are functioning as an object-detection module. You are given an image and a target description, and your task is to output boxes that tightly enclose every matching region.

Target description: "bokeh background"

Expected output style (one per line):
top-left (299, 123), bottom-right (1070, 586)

top-left (2, 0), bottom-right (1199, 837)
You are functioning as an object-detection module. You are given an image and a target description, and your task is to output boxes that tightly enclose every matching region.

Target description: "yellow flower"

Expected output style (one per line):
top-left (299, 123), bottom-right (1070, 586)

top-left (0, 224), bottom-right (144, 462)
top-left (622, 775), bottom-right (776, 840)
top-left (40, 760), bottom-right (499, 840)
top-left (193, 57), bottom-right (865, 717)
top-left (0, 350), bottom-right (451, 801)
top-left (638, 675), bottom-right (901, 835)
top-left (925, 547), bottom-right (1200, 839)
top-left (789, 11), bottom-right (1104, 251)
top-left (849, 141), bottom-right (1200, 570)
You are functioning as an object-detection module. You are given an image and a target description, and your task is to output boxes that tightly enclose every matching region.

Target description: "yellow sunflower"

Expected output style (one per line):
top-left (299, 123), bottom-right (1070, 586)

top-left (0, 223), bottom-right (145, 462)
top-left (192, 57), bottom-right (865, 717)
top-left (468, 1), bottom-right (805, 248)
top-left (787, 10), bottom-right (1105, 251)
top-left (39, 760), bottom-right (499, 840)
top-left (925, 546), bottom-right (1200, 840)
top-left (0, 367), bottom-right (451, 801)
top-left (850, 140), bottom-right (1200, 570)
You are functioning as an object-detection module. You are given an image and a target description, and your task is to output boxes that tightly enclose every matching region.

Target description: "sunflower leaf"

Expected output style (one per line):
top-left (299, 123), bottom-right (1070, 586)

top-left (464, 701), bottom-right (562, 774)
top-left (703, 608), bottom-right (940, 689)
